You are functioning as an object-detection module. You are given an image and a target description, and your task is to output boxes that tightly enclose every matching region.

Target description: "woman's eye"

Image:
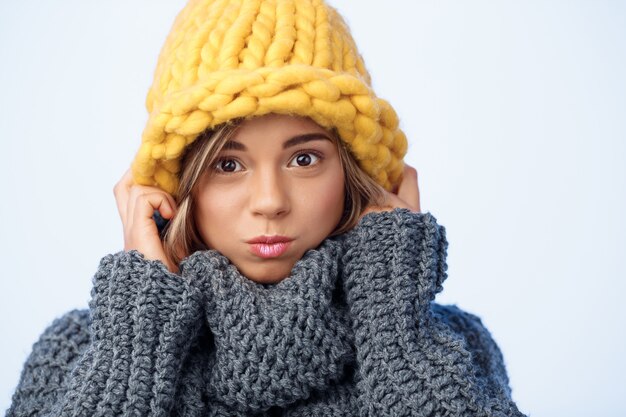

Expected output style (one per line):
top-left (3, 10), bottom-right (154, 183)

top-left (289, 152), bottom-right (322, 167)
top-left (214, 158), bottom-right (243, 173)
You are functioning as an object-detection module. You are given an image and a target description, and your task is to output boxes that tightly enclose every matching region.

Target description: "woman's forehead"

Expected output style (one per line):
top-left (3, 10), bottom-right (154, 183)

top-left (226, 114), bottom-right (333, 147)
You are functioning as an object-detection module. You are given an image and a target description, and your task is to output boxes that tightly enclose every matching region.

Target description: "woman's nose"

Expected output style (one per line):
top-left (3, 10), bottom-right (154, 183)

top-left (248, 168), bottom-right (290, 219)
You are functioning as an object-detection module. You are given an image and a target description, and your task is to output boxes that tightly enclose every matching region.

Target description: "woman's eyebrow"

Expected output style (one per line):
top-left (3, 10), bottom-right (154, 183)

top-left (282, 133), bottom-right (332, 149)
top-left (222, 133), bottom-right (332, 151)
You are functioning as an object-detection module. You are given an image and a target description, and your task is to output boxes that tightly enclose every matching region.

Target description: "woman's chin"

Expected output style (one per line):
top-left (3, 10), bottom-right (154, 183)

top-left (235, 258), bottom-right (297, 285)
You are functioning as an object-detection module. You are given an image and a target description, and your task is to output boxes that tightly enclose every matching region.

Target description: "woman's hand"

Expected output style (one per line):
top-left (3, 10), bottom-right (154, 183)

top-left (359, 163), bottom-right (421, 221)
top-left (113, 168), bottom-right (179, 274)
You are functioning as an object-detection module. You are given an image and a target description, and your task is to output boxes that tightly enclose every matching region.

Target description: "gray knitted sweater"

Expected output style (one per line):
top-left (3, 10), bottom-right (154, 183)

top-left (7, 209), bottom-right (527, 417)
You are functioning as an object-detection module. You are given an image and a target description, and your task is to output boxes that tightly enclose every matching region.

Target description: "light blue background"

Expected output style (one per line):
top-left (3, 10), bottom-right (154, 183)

top-left (1, 1), bottom-right (625, 416)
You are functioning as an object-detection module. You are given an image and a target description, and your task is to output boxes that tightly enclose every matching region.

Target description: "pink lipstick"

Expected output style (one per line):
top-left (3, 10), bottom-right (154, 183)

top-left (246, 235), bottom-right (293, 259)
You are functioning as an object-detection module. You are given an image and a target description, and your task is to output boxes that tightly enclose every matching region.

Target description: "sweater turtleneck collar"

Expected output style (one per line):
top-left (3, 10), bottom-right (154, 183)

top-left (179, 236), bottom-right (357, 414)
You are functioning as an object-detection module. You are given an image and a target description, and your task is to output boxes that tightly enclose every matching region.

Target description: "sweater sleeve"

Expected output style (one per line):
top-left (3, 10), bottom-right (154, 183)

top-left (339, 209), bottom-right (527, 417)
top-left (431, 304), bottom-right (515, 401)
top-left (5, 310), bottom-right (91, 417)
top-left (6, 250), bottom-right (204, 417)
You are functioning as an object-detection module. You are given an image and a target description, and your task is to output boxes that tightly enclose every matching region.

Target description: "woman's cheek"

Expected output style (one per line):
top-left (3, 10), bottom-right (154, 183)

top-left (300, 175), bottom-right (344, 219)
top-left (196, 187), bottom-right (241, 245)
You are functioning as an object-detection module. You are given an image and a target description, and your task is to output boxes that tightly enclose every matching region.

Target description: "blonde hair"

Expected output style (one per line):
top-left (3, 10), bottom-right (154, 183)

top-left (161, 118), bottom-right (386, 268)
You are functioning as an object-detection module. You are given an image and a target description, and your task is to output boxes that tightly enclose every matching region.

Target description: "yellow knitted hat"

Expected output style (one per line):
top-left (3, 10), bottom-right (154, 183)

top-left (132, 0), bottom-right (408, 197)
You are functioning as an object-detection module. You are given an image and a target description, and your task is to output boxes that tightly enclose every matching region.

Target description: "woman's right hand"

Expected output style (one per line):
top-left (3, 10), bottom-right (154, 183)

top-left (358, 164), bottom-right (421, 222)
top-left (113, 168), bottom-right (179, 274)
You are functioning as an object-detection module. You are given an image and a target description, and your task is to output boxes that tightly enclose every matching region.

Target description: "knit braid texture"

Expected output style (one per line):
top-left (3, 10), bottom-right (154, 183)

top-left (6, 209), bottom-right (528, 417)
top-left (132, 0), bottom-right (408, 197)
top-left (340, 210), bottom-right (524, 417)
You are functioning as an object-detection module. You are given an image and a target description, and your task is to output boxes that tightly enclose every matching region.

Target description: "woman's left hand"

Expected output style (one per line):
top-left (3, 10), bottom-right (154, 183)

top-left (359, 163), bottom-right (421, 221)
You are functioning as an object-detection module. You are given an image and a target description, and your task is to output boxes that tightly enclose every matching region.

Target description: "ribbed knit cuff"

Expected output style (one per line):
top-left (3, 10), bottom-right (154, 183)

top-left (339, 208), bottom-right (449, 360)
top-left (58, 250), bottom-right (204, 417)
top-left (341, 208), bottom-right (448, 317)
top-left (339, 209), bottom-right (450, 417)
top-left (340, 210), bottom-right (527, 417)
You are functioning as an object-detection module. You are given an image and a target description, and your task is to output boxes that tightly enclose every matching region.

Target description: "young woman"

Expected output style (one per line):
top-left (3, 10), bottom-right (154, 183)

top-left (7, 1), bottom-right (527, 416)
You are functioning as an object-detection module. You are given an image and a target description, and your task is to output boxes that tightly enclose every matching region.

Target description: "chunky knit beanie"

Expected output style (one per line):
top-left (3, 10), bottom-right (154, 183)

top-left (131, 0), bottom-right (408, 197)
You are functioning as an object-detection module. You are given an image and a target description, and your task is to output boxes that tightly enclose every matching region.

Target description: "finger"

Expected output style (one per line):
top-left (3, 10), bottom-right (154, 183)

top-left (129, 185), bottom-right (178, 232)
top-left (114, 168), bottom-right (134, 224)
top-left (132, 192), bottom-right (176, 231)
top-left (397, 164), bottom-right (421, 212)
top-left (162, 193), bottom-right (178, 219)
top-left (138, 187), bottom-right (177, 219)
top-left (384, 190), bottom-right (411, 210)
top-left (127, 184), bottom-right (142, 230)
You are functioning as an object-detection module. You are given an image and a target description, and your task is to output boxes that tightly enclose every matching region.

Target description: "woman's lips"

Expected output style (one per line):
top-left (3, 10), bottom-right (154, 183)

top-left (249, 241), bottom-right (291, 258)
top-left (245, 235), bottom-right (294, 259)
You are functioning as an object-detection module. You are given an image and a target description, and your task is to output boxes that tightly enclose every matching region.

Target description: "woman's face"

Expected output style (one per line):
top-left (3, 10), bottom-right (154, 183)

top-left (193, 113), bottom-right (345, 284)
